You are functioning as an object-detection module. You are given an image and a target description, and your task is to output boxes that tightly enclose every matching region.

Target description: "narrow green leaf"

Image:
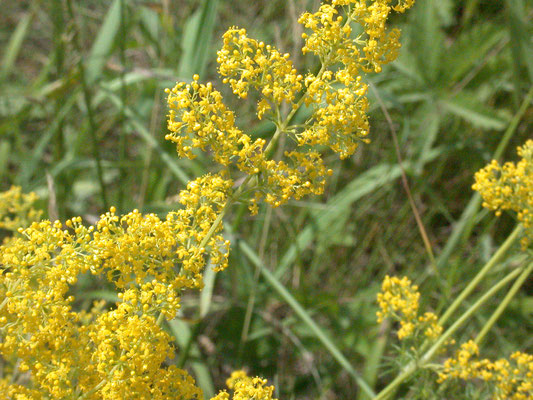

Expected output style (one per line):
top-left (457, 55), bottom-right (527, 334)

top-left (19, 93), bottom-right (78, 187)
top-left (178, 0), bottom-right (219, 78)
top-left (167, 319), bottom-right (215, 398)
top-left (442, 93), bottom-right (507, 130)
top-left (443, 22), bottom-right (505, 84)
top-left (0, 140), bottom-right (10, 180)
top-left (0, 11), bottom-right (33, 81)
top-left (86, 0), bottom-right (122, 84)
top-left (359, 333), bottom-right (388, 400)
top-left (506, 0), bottom-right (533, 85)
top-left (139, 6), bottom-right (161, 45)
top-left (408, 0), bottom-right (444, 84)
top-left (238, 239), bottom-right (376, 398)
top-left (200, 265), bottom-right (217, 318)
top-left (100, 90), bottom-right (190, 185)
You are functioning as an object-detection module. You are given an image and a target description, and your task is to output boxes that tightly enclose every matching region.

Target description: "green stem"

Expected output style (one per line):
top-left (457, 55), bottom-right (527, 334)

top-left (156, 311), bottom-right (165, 326)
top-left (238, 239), bottom-right (376, 399)
top-left (493, 85), bottom-right (533, 161)
top-left (373, 266), bottom-right (523, 400)
top-left (423, 267), bottom-right (521, 362)
top-left (438, 225), bottom-right (522, 327)
top-left (263, 49), bottom-right (332, 159)
top-left (118, 0), bottom-right (127, 211)
top-left (475, 260), bottom-right (533, 344)
top-left (176, 323), bottom-right (200, 368)
top-left (66, 0), bottom-right (108, 210)
top-left (78, 352), bottom-right (124, 399)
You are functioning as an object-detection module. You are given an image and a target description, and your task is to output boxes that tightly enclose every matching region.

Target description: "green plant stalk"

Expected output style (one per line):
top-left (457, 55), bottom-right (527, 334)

top-left (475, 260), bottom-right (533, 344)
top-left (66, 0), bottom-right (109, 209)
top-left (52, 1), bottom-right (66, 219)
top-left (438, 224), bottom-right (522, 326)
top-left (176, 323), bottom-right (201, 369)
top-left (372, 266), bottom-right (523, 400)
top-left (238, 239), bottom-right (376, 399)
top-left (78, 350), bottom-right (125, 399)
top-left (118, 0), bottom-right (128, 211)
top-left (239, 206), bottom-right (272, 357)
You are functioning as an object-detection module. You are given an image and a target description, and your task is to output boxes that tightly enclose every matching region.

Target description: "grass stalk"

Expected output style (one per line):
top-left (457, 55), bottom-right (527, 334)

top-left (475, 260), bottom-right (533, 344)
top-left (66, 0), bottom-right (109, 209)
top-left (117, 0), bottom-right (128, 211)
top-left (238, 239), bottom-right (376, 399)
top-left (369, 83), bottom-right (437, 272)
top-left (438, 224), bottom-right (522, 327)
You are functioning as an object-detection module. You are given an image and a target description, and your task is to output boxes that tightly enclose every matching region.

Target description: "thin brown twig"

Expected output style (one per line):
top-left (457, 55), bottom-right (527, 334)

top-left (369, 83), bottom-right (438, 273)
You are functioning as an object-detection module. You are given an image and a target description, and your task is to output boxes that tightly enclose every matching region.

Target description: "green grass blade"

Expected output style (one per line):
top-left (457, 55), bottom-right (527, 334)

top-left (200, 265), bottom-right (217, 318)
top-left (0, 140), bottom-right (10, 181)
top-left (100, 90), bottom-right (190, 185)
top-left (238, 239), bottom-right (376, 398)
top-left (18, 93), bottom-right (78, 187)
top-left (0, 11), bottom-right (33, 81)
top-left (409, 0), bottom-right (444, 84)
top-left (506, 0), bottom-right (533, 84)
top-left (442, 93), bottom-right (507, 130)
top-left (177, 0), bottom-right (220, 78)
top-left (86, 0), bottom-right (122, 84)
top-left (167, 319), bottom-right (215, 398)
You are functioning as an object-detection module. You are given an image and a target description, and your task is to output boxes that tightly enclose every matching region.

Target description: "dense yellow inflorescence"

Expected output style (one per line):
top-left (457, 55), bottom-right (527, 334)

top-left (1, 0), bottom-right (417, 398)
top-left (167, 0), bottom-right (415, 211)
top-left (377, 275), bottom-right (442, 340)
top-left (217, 29), bottom-right (303, 106)
top-left (473, 139), bottom-right (533, 248)
top-left (438, 340), bottom-right (533, 400)
top-left (0, 176), bottom-right (230, 398)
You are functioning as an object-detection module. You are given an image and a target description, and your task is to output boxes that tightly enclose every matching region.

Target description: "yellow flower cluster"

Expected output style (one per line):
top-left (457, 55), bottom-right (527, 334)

top-left (211, 370), bottom-right (277, 400)
top-left (473, 139), bottom-right (533, 248)
top-left (0, 185), bottom-right (42, 238)
top-left (439, 340), bottom-right (533, 400)
top-left (167, 0), bottom-right (415, 210)
top-left (0, 175), bottom-right (232, 398)
top-left (377, 276), bottom-right (442, 340)
top-left (299, 0), bottom-right (408, 74)
top-left (166, 76), bottom-right (331, 211)
top-left (217, 28), bottom-right (303, 107)
top-left (297, 0), bottom-right (414, 159)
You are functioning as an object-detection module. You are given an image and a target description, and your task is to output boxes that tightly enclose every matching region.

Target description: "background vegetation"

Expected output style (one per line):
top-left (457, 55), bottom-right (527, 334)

top-left (1, 0), bottom-right (532, 398)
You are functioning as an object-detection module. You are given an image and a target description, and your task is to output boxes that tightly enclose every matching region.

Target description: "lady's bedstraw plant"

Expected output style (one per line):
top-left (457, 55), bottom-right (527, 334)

top-left (374, 141), bottom-right (533, 399)
top-left (0, 0), bottom-right (415, 399)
